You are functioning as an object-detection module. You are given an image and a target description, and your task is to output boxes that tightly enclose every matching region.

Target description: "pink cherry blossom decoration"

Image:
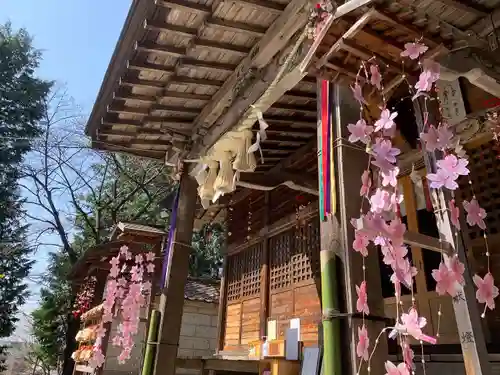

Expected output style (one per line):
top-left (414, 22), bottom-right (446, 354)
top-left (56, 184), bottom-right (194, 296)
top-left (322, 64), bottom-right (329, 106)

top-left (463, 198), bottom-right (487, 230)
top-left (432, 262), bottom-right (458, 297)
top-left (370, 64), bottom-right (382, 90)
top-left (356, 325), bottom-right (369, 361)
top-left (400, 42), bottom-right (428, 60)
top-left (473, 273), bottom-right (499, 311)
top-left (348, 119), bottom-right (373, 144)
top-left (449, 199), bottom-right (460, 229)
top-left (374, 109), bottom-right (398, 133)
top-left (385, 361), bottom-right (410, 375)
top-left (356, 281), bottom-right (369, 315)
top-left (351, 82), bottom-right (367, 105)
top-left (353, 230), bottom-right (369, 257)
top-left (360, 170), bottom-right (372, 197)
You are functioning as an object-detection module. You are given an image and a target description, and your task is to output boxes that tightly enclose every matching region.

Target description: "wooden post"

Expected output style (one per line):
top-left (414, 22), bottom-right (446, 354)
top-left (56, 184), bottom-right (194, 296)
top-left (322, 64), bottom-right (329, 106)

top-left (332, 83), bottom-right (387, 375)
top-left (152, 169), bottom-right (198, 375)
top-left (260, 192), bottom-right (271, 338)
top-left (216, 255), bottom-right (228, 352)
top-left (413, 98), bottom-right (491, 375)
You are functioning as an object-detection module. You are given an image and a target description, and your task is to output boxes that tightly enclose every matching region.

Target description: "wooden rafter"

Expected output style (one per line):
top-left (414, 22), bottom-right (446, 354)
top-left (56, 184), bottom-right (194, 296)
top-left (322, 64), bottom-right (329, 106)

top-left (127, 60), bottom-right (175, 74)
top-left (231, 0), bottom-right (286, 14)
top-left (135, 41), bottom-right (185, 57)
top-left (156, 0), bottom-right (211, 14)
top-left (114, 89), bottom-right (211, 102)
top-left (188, 0), bottom-right (312, 148)
top-left (270, 103), bottom-right (316, 115)
top-left (472, 7), bottom-right (500, 37)
top-left (180, 58), bottom-right (236, 72)
top-left (436, 0), bottom-right (489, 17)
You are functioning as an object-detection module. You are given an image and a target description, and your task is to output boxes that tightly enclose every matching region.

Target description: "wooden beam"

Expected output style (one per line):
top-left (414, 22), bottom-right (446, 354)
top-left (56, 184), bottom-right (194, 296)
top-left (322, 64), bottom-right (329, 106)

top-left (339, 39), bottom-right (401, 73)
top-left (283, 90), bottom-right (316, 100)
top-left (436, 0), bottom-right (489, 17)
top-left (99, 129), bottom-right (167, 138)
top-left (120, 77), bottom-right (165, 89)
top-left (189, 0), bottom-right (312, 145)
top-left (180, 58), bottom-right (236, 72)
top-left (271, 103), bottom-right (317, 115)
top-left (144, 19), bottom-right (197, 37)
top-left (472, 7), bottom-right (500, 37)
top-left (127, 60), bottom-right (175, 74)
top-left (205, 17), bottom-right (267, 37)
top-left (262, 138), bottom-right (307, 146)
top-left (256, 128), bottom-right (315, 137)
top-left (153, 173), bottom-right (198, 375)
top-left (113, 91), bottom-right (155, 103)
top-left (194, 39), bottom-right (251, 55)
top-left (170, 76), bottom-right (223, 87)
top-left (231, 138), bottom-right (316, 204)
top-left (102, 117), bottom-right (192, 128)
top-left (135, 40), bottom-right (185, 57)
top-left (260, 193), bottom-right (270, 337)
top-left (231, 0), bottom-right (286, 14)
top-left (107, 104), bottom-right (148, 116)
top-left (156, 0), bottom-right (211, 14)
top-left (264, 115), bottom-right (316, 127)
top-left (216, 255), bottom-right (228, 351)
top-left (162, 91), bottom-right (211, 101)
top-left (151, 104), bottom-right (200, 114)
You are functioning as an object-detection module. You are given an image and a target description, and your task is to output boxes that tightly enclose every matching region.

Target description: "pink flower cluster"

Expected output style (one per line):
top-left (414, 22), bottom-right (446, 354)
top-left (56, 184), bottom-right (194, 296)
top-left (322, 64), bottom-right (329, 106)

top-left (346, 40), bottom-right (499, 374)
top-left (90, 246), bottom-right (156, 368)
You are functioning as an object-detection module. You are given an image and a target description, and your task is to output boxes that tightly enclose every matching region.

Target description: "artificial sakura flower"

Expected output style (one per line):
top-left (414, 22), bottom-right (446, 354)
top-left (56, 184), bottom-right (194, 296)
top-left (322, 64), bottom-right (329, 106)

top-left (427, 168), bottom-right (459, 190)
top-left (381, 244), bottom-right (408, 267)
top-left (438, 154), bottom-right (469, 178)
top-left (385, 217), bottom-right (406, 244)
top-left (381, 166), bottom-right (400, 187)
top-left (391, 258), bottom-right (417, 290)
top-left (392, 308), bottom-right (436, 344)
top-left (110, 256), bottom-right (120, 268)
top-left (449, 199), bottom-right (461, 229)
top-left (473, 273), bottom-right (499, 310)
top-left (146, 263), bottom-right (155, 273)
top-left (449, 256), bottom-right (465, 285)
top-left (145, 252), bottom-right (155, 262)
top-left (374, 109), bottom-right (398, 132)
top-left (415, 70), bottom-right (433, 94)
top-left (353, 230), bottom-right (369, 257)
top-left (348, 119), bottom-right (373, 144)
top-left (370, 188), bottom-right (390, 214)
top-left (423, 59), bottom-right (440, 82)
top-left (351, 82), bottom-right (367, 105)
top-left (400, 42), bottom-right (428, 60)
top-left (356, 281), bottom-right (369, 315)
top-left (109, 265), bottom-right (120, 278)
top-left (135, 254), bottom-right (143, 264)
top-left (90, 347), bottom-right (105, 368)
top-left (385, 361), bottom-right (410, 375)
top-left (370, 64), bottom-right (382, 90)
top-left (402, 340), bottom-right (415, 371)
top-left (432, 262), bottom-right (459, 296)
top-left (420, 124), bottom-right (453, 152)
top-left (356, 325), bottom-right (369, 361)
top-left (360, 170), bottom-right (372, 196)
top-left (371, 138), bottom-right (401, 164)
top-left (463, 198), bottom-right (487, 230)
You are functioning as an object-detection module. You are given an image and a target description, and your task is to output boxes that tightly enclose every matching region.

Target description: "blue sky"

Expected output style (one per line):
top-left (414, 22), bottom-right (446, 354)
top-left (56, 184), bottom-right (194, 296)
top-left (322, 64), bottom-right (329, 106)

top-left (2, 0), bottom-right (132, 339)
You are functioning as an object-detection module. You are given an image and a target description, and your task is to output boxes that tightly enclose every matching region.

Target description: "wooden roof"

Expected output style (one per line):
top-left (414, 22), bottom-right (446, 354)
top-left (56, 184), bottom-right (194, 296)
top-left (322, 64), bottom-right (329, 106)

top-left (86, 0), bottom-right (316, 161)
top-left (310, 0), bottom-right (500, 86)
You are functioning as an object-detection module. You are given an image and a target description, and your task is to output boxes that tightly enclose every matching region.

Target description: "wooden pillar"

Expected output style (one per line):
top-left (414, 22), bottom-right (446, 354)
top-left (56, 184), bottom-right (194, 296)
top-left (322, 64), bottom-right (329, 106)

top-left (332, 83), bottom-right (387, 375)
top-left (153, 170), bottom-right (198, 375)
top-left (413, 98), bottom-right (491, 375)
top-left (259, 192), bottom-right (271, 338)
top-left (216, 255), bottom-right (228, 352)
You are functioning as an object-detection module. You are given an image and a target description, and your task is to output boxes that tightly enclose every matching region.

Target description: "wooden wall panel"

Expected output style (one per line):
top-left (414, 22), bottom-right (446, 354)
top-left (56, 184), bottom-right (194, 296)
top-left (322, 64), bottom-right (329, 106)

top-left (294, 283), bottom-right (321, 346)
top-left (224, 303), bottom-right (241, 349)
top-left (241, 297), bottom-right (261, 345)
top-left (270, 290), bottom-right (294, 338)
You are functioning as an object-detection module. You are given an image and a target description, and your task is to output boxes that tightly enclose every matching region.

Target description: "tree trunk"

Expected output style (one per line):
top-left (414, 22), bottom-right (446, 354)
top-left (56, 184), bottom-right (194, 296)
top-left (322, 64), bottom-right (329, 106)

top-left (61, 314), bottom-right (79, 375)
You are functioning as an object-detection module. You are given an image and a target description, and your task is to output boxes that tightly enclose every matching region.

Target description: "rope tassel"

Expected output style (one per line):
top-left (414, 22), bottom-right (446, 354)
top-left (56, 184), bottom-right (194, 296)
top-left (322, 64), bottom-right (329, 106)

top-left (248, 106), bottom-right (269, 164)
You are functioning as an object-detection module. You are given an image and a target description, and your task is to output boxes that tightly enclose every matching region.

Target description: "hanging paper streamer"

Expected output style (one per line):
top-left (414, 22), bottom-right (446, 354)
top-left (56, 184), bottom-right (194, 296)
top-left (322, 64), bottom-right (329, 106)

top-left (319, 80), bottom-right (334, 221)
top-left (160, 186), bottom-right (180, 288)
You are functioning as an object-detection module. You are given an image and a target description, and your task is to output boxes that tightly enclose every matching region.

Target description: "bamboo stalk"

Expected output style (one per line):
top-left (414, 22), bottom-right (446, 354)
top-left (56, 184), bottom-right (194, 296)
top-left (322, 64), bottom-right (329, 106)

top-left (141, 310), bottom-right (160, 375)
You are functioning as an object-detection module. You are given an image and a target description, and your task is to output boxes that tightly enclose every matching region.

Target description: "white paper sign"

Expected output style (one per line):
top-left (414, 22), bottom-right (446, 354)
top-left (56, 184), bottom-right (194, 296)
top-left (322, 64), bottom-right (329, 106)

top-left (436, 79), bottom-right (467, 125)
top-left (267, 320), bottom-right (277, 340)
top-left (290, 318), bottom-right (301, 341)
top-left (301, 347), bottom-right (321, 375)
top-left (285, 328), bottom-right (299, 360)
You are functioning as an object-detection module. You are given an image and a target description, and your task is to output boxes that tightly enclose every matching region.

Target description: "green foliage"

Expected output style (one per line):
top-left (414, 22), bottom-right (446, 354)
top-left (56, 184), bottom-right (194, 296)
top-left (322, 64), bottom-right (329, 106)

top-left (190, 223), bottom-right (225, 278)
top-left (0, 22), bottom-right (52, 371)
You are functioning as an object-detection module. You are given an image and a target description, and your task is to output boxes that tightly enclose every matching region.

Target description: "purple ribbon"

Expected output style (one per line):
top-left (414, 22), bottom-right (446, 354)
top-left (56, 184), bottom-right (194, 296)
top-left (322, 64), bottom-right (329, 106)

top-left (160, 187), bottom-right (180, 288)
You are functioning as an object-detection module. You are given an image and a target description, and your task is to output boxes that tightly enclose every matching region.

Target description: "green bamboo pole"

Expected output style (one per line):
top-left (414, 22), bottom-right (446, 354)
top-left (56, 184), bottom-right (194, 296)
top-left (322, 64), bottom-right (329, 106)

top-left (141, 310), bottom-right (160, 375)
top-left (317, 79), bottom-right (342, 375)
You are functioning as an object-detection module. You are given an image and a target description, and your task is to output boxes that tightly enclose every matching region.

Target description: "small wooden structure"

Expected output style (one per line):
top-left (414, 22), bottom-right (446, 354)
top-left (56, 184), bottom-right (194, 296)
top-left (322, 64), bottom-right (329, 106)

top-left (86, 0), bottom-right (500, 375)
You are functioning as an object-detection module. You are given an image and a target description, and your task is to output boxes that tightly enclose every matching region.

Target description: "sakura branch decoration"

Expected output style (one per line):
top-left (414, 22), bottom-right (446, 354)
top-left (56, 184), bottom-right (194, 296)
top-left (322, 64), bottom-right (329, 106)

top-left (89, 246), bottom-right (156, 369)
top-left (339, 39), bottom-right (499, 375)
top-left (306, 0), bottom-right (337, 40)
top-left (72, 275), bottom-right (97, 318)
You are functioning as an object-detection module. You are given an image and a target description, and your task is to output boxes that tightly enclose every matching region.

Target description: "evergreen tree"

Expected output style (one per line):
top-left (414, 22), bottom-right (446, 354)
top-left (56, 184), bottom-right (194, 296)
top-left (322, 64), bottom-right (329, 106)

top-left (0, 23), bottom-right (51, 370)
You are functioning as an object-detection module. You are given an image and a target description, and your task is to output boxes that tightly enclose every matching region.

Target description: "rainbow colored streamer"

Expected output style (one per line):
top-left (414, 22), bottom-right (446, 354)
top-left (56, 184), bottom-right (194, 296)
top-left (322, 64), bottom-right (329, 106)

top-left (319, 80), bottom-right (334, 221)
